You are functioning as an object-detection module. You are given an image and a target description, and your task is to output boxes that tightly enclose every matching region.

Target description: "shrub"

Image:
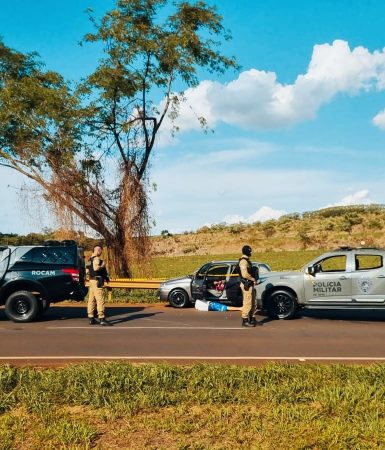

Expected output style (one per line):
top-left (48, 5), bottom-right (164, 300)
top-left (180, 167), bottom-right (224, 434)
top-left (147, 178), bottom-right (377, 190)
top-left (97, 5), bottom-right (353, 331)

top-left (368, 219), bottom-right (382, 230)
top-left (161, 230), bottom-right (173, 238)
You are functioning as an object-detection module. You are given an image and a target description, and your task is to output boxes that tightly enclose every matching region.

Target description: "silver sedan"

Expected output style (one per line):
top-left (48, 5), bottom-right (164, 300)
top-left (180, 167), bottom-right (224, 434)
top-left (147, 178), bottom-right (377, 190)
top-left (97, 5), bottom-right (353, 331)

top-left (159, 260), bottom-right (271, 308)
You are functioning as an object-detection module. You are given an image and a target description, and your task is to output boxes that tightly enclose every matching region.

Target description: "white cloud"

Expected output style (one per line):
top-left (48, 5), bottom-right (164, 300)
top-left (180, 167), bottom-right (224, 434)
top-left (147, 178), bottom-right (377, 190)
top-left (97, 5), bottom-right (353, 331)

top-left (248, 206), bottom-right (286, 222)
top-left (222, 214), bottom-right (246, 225)
top-left (158, 40), bottom-right (385, 134)
top-left (324, 189), bottom-right (374, 208)
top-left (223, 206), bottom-right (286, 225)
top-left (373, 109), bottom-right (385, 130)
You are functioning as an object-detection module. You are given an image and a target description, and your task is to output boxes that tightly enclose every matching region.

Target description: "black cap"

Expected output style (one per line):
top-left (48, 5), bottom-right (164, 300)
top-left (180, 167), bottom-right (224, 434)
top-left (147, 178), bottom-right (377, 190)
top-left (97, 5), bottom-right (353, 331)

top-left (242, 245), bottom-right (252, 257)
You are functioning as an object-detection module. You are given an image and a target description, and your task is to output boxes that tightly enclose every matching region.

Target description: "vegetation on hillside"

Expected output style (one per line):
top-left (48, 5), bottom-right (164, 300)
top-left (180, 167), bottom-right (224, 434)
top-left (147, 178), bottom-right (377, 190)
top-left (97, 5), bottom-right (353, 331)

top-left (152, 205), bottom-right (385, 256)
top-left (0, 229), bottom-right (98, 248)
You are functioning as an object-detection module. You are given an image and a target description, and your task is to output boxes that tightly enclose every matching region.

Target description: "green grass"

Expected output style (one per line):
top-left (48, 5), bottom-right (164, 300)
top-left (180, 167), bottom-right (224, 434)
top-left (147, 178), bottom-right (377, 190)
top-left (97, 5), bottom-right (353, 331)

top-left (1, 362), bottom-right (385, 448)
top-left (151, 249), bottom-right (323, 278)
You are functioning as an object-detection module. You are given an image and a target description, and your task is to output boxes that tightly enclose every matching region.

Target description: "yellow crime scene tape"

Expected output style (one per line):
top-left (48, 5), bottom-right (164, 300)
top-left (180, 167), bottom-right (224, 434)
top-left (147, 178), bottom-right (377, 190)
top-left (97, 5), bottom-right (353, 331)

top-left (85, 274), bottom-right (240, 291)
top-left (85, 278), bottom-right (166, 289)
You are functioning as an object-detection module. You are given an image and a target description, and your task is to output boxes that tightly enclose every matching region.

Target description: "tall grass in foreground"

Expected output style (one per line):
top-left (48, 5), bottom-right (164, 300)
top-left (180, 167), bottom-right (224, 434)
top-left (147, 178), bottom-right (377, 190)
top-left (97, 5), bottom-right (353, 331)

top-left (1, 362), bottom-right (385, 448)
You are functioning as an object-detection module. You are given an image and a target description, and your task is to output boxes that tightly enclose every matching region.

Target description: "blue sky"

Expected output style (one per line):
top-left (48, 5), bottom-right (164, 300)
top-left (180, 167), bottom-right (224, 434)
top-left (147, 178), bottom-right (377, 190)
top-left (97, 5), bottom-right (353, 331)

top-left (1, 0), bottom-right (385, 234)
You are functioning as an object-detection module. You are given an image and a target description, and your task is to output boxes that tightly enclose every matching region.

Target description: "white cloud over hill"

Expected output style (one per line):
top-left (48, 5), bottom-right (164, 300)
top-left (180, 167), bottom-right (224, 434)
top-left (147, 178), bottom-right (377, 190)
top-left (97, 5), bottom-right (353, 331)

top-left (223, 206), bottom-right (286, 225)
top-left (324, 189), bottom-right (374, 208)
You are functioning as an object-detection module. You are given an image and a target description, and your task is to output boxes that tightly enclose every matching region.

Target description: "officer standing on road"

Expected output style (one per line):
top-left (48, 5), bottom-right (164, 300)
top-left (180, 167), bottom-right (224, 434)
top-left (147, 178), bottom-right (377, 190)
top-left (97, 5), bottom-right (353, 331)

top-left (239, 245), bottom-right (261, 327)
top-left (87, 245), bottom-right (113, 326)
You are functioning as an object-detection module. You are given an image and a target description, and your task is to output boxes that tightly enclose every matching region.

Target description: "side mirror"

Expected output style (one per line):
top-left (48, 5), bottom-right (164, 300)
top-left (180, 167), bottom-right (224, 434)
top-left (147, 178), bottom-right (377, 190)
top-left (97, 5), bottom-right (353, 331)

top-left (307, 266), bottom-right (315, 276)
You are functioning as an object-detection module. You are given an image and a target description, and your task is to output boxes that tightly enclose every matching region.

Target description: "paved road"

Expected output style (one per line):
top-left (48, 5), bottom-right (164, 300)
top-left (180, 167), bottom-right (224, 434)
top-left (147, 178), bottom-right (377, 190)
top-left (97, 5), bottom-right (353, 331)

top-left (1, 304), bottom-right (385, 365)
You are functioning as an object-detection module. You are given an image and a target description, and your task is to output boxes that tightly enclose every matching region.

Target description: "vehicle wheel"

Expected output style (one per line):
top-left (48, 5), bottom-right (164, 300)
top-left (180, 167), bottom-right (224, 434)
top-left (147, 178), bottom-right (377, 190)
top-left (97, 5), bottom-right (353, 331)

top-left (266, 290), bottom-right (297, 320)
top-left (4, 291), bottom-right (39, 323)
top-left (169, 288), bottom-right (190, 308)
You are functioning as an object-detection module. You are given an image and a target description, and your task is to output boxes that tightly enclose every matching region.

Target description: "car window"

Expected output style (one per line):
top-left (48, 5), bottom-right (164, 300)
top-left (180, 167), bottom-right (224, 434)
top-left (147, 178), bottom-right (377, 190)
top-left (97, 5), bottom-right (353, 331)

top-left (206, 264), bottom-right (230, 280)
top-left (258, 264), bottom-right (271, 274)
top-left (34, 248), bottom-right (75, 264)
top-left (195, 263), bottom-right (211, 280)
top-left (204, 264), bottom-right (230, 292)
top-left (355, 254), bottom-right (383, 271)
top-left (9, 247), bottom-right (33, 265)
top-left (318, 255), bottom-right (347, 272)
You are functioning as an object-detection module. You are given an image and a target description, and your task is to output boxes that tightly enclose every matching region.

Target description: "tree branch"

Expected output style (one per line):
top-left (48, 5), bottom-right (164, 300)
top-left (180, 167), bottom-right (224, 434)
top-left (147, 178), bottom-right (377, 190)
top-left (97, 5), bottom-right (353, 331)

top-left (111, 86), bottom-right (129, 168)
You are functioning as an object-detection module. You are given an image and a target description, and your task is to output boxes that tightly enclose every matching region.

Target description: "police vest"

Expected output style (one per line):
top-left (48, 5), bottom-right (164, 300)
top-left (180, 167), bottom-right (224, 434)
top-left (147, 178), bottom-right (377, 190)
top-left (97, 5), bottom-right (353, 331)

top-left (237, 257), bottom-right (259, 280)
top-left (88, 256), bottom-right (108, 280)
top-left (88, 256), bottom-right (98, 279)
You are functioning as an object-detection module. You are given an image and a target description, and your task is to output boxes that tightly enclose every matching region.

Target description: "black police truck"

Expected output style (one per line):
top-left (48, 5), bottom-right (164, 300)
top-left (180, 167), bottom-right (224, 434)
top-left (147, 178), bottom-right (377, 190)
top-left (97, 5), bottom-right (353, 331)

top-left (0, 240), bottom-right (87, 322)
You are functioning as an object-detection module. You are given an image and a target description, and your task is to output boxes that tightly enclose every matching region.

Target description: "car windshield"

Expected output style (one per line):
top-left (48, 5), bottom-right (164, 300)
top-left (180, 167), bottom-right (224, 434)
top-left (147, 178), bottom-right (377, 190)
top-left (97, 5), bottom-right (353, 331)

top-left (258, 263), bottom-right (271, 274)
top-left (191, 263), bottom-right (211, 279)
top-left (0, 248), bottom-right (11, 277)
top-left (0, 248), bottom-right (11, 263)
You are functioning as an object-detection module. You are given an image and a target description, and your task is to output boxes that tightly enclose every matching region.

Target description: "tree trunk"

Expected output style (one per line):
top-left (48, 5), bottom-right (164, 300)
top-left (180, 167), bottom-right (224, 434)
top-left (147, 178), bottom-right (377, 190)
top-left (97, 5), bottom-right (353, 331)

top-left (105, 236), bottom-right (132, 278)
top-left (104, 228), bottom-right (151, 279)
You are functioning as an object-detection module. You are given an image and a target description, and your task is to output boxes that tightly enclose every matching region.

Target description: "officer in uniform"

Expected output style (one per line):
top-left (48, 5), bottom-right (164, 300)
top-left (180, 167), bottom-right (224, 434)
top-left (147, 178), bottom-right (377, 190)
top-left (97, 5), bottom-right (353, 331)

top-left (87, 245), bottom-right (113, 326)
top-left (239, 245), bottom-right (261, 327)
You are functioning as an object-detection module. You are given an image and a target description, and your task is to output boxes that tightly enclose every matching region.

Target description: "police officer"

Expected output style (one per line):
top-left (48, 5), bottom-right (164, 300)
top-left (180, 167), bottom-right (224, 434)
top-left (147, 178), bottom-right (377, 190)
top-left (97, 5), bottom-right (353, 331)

top-left (87, 245), bottom-right (113, 326)
top-left (239, 245), bottom-right (261, 327)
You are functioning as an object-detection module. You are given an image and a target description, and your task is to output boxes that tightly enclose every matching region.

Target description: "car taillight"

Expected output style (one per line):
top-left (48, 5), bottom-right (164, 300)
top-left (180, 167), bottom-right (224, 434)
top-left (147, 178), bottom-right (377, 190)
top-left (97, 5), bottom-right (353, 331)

top-left (62, 268), bottom-right (80, 282)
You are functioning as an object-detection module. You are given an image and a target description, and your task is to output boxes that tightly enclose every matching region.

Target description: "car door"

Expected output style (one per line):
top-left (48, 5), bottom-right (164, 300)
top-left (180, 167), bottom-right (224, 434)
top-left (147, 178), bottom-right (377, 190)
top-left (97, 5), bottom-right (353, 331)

top-left (203, 263), bottom-right (231, 302)
top-left (304, 253), bottom-right (352, 305)
top-left (225, 264), bottom-right (242, 305)
top-left (191, 263), bottom-right (211, 300)
top-left (350, 253), bottom-right (385, 304)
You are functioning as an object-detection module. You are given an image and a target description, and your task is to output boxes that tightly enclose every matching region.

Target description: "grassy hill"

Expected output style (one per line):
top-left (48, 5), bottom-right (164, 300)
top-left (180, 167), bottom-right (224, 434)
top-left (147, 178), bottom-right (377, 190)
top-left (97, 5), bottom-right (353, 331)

top-left (151, 204), bottom-right (385, 257)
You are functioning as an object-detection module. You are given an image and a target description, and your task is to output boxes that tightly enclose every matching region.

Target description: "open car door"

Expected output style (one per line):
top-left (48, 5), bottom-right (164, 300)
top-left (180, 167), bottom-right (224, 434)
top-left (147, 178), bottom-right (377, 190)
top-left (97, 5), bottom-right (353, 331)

top-left (225, 263), bottom-right (243, 306)
top-left (203, 263), bottom-right (231, 302)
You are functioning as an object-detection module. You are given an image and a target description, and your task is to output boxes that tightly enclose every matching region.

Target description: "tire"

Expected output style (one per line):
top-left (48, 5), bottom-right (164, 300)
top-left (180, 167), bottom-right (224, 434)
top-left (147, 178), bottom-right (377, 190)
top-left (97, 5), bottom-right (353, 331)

top-left (168, 288), bottom-right (190, 308)
top-left (4, 291), bottom-right (39, 323)
top-left (266, 290), bottom-right (297, 320)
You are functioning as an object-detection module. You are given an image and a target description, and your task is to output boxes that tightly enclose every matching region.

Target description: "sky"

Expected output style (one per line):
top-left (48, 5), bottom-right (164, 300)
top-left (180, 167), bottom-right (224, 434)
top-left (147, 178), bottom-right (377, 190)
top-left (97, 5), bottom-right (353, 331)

top-left (1, 0), bottom-right (385, 235)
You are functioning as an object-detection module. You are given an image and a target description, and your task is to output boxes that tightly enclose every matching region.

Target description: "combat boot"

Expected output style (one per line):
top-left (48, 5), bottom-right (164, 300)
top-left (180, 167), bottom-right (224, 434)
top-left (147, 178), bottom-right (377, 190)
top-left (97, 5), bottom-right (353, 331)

top-left (242, 318), bottom-right (255, 327)
top-left (89, 317), bottom-right (98, 325)
top-left (249, 316), bottom-right (263, 326)
top-left (99, 318), bottom-right (113, 326)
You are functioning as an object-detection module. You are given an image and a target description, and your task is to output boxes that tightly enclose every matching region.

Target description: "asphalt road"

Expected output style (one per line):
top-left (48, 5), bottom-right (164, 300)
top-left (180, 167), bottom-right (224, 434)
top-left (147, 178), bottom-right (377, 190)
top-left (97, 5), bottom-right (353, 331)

top-left (2, 304), bottom-right (385, 365)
